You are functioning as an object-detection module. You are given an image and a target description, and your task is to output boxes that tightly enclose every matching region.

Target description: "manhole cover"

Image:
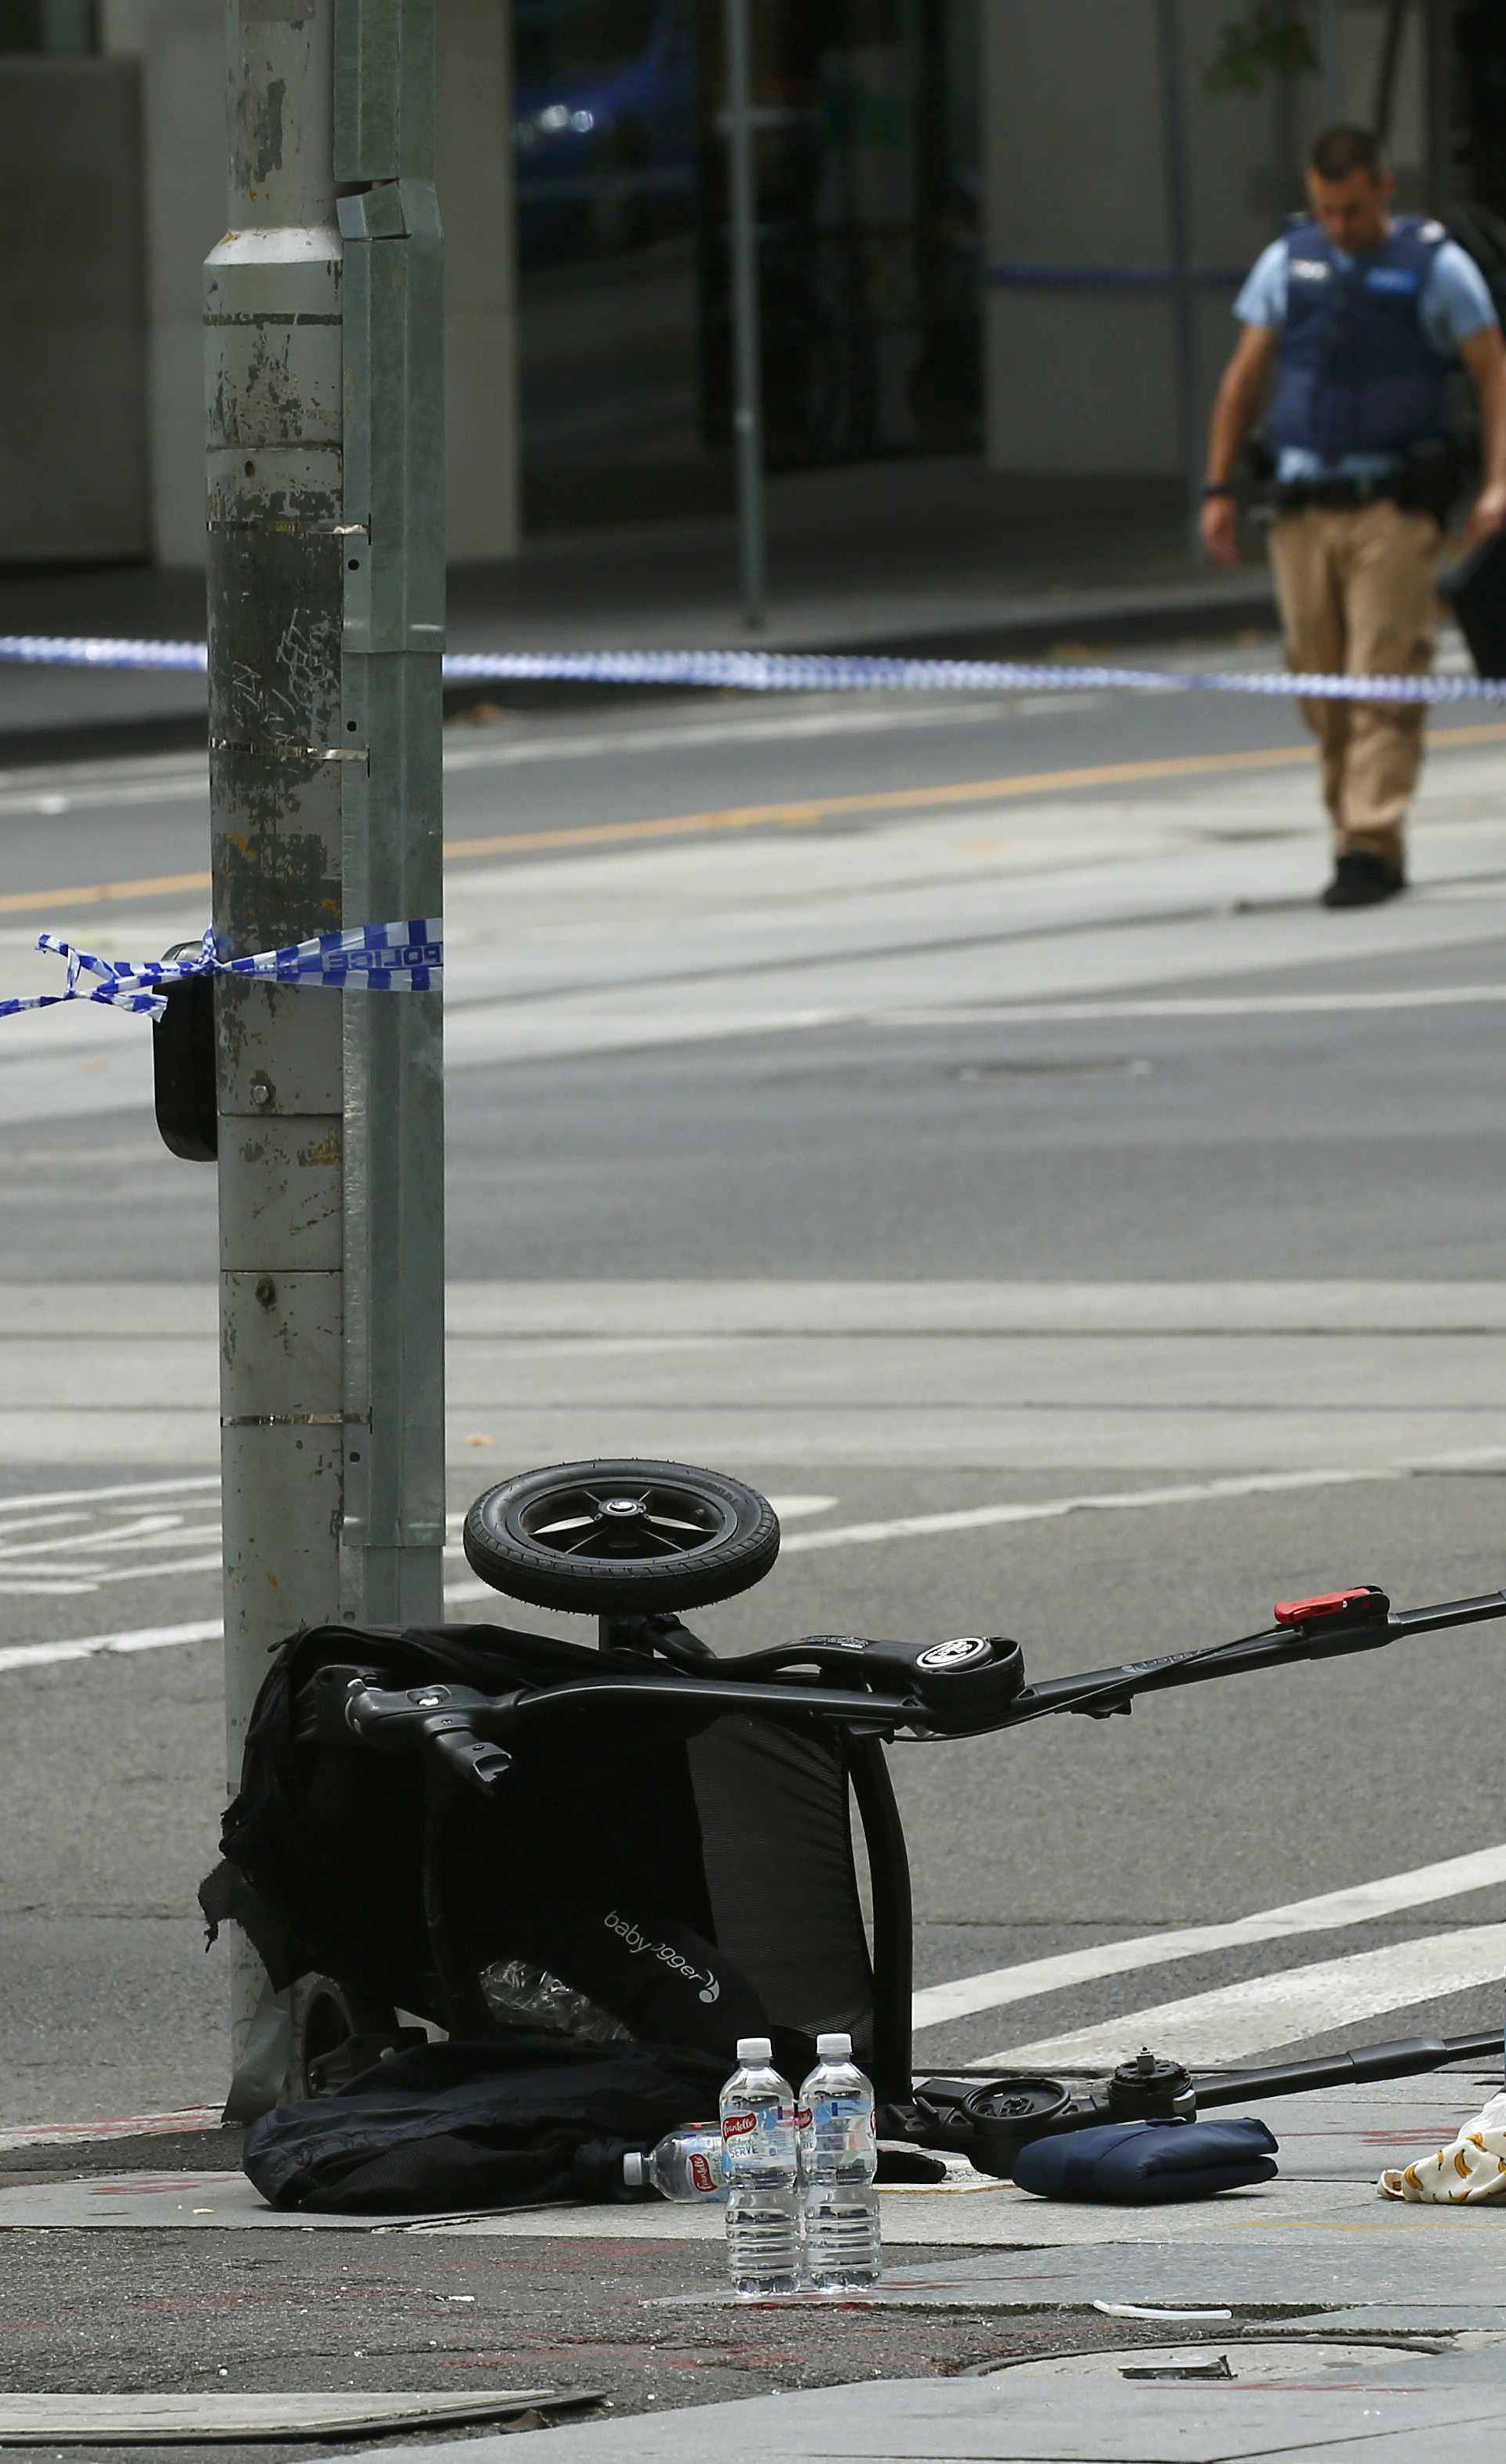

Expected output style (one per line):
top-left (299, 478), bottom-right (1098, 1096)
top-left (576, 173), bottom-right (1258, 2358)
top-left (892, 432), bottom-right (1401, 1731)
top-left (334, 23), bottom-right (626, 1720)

top-left (1192, 828), bottom-right (1304, 845)
top-left (987, 2337), bottom-right (1435, 2386)
top-left (950, 1057), bottom-right (1151, 1081)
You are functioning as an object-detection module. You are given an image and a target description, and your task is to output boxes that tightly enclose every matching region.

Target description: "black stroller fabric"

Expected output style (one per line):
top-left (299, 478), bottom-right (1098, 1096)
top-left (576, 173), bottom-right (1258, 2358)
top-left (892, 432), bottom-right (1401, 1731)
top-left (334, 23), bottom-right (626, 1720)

top-left (1011, 2117), bottom-right (1279, 2204)
top-left (201, 1620), bottom-right (879, 2082)
top-left (244, 2035), bottom-right (729, 2213)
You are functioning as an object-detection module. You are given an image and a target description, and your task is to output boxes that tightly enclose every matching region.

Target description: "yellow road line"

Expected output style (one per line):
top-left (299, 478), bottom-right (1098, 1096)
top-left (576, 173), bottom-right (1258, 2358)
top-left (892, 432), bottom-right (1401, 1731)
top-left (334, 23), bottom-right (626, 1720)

top-left (443, 719), bottom-right (1506, 863)
top-left (7, 721), bottom-right (1506, 919)
top-left (0, 867), bottom-right (213, 918)
top-left (446, 743), bottom-right (1323, 864)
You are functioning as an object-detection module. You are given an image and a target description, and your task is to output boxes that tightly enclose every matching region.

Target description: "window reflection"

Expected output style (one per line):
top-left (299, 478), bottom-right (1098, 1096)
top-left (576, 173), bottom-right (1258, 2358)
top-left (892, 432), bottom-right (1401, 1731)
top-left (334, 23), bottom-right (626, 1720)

top-left (512, 0), bottom-right (982, 532)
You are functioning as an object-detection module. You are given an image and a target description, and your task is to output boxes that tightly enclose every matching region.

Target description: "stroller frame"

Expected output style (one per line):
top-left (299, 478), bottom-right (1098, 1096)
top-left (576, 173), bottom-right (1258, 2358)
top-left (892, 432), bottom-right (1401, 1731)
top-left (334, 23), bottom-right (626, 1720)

top-left (292, 1572), bottom-right (1506, 2110)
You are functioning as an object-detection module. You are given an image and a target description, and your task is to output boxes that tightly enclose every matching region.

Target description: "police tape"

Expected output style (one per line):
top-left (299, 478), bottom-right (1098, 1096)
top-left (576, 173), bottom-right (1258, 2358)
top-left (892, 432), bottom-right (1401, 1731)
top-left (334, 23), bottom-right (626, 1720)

top-left (0, 631), bottom-right (1503, 705)
top-left (0, 918), bottom-right (442, 1024)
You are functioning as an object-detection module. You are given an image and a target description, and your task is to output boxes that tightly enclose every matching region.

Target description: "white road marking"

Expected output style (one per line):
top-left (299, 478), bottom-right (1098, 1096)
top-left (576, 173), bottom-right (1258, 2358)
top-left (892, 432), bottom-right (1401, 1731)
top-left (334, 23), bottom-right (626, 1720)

top-left (0, 1478), bottom-right (838, 1597)
top-left (0, 1489), bottom-right (835, 1598)
top-left (911, 1843), bottom-right (1506, 2033)
top-left (768, 1455), bottom-right (1506, 1556)
top-left (12, 1453), bottom-right (1494, 1672)
top-left (889, 987), bottom-right (1506, 1026)
top-left (0, 1493), bottom-right (220, 1595)
top-left (442, 1471), bottom-right (1377, 1598)
top-left (0, 1473), bottom-right (219, 1517)
top-left (990, 1925), bottom-right (1506, 2070)
top-left (0, 1616), bottom-right (222, 1674)
top-left (0, 1512), bottom-right (195, 1562)
top-left (0, 1553), bottom-right (224, 1597)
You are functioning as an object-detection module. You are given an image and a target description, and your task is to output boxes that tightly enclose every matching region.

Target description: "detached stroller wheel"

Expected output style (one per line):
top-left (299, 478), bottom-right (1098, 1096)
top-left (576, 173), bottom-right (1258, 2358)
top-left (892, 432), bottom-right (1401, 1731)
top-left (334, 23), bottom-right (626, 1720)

top-left (463, 1458), bottom-right (780, 1615)
top-left (287, 1975), bottom-right (412, 2100)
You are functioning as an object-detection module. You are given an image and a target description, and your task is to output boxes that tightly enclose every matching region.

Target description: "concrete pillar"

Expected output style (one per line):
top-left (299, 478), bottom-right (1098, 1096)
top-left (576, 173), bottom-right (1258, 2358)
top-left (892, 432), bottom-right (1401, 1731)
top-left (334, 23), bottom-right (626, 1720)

top-left (980, 0), bottom-right (1311, 479)
top-left (439, 0), bottom-right (520, 559)
top-left (0, 56), bottom-right (149, 561)
top-left (103, 0), bottom-right (518, 570)
top-left (101, 0), bottom-right (222, 569)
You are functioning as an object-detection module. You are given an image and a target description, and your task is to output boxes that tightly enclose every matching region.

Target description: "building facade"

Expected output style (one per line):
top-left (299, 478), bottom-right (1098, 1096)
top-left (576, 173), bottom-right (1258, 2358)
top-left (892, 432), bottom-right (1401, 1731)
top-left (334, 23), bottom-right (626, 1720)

top-left (0, 1), bottom-right (1490, 570)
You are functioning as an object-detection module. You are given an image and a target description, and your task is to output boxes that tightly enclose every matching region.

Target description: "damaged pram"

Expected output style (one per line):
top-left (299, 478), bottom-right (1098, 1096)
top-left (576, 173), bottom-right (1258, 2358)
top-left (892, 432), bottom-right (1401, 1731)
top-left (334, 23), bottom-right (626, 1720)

top-left (202, 1456), bottom-right (1506, 2205)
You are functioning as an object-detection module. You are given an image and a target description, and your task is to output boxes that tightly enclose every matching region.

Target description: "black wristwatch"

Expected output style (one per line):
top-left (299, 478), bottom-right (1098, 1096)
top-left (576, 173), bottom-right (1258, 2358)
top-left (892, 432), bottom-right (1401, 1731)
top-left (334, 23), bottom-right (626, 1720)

top-left (1201, 483), bottom-right (1239, 501)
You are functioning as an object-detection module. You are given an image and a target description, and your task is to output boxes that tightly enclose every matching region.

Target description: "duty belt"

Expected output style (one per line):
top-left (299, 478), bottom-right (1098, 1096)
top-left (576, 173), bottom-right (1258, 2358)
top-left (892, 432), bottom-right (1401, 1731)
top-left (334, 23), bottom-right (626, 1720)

top-left (1272, 471), bottom-right (1406, 514)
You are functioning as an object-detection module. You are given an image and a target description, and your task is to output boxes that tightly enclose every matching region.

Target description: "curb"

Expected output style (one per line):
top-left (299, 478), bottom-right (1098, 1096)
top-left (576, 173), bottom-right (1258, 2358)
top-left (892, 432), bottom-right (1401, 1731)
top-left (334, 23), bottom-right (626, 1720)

top-left (0, 2107), bottom-right (220, 2153)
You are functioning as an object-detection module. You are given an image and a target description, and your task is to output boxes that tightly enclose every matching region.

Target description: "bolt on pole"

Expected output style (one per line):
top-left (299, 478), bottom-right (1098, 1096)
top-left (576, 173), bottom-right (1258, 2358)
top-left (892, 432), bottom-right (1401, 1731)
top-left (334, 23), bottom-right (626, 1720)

top-left (206, 0), bottom-right (444, 2121)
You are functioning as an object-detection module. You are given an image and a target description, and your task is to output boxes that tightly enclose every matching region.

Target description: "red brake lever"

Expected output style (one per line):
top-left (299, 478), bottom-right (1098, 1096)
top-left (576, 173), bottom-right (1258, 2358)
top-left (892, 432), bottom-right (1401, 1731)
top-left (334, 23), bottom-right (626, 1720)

top-left (1274, 1585), bottom-right (1388, 1630)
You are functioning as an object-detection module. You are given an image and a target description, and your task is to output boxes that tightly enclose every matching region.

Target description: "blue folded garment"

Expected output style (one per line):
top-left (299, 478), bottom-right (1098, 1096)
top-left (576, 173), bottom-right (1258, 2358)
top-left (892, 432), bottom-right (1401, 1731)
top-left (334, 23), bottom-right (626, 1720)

top-left (1011, 2117), bottom-right (1279, 2204)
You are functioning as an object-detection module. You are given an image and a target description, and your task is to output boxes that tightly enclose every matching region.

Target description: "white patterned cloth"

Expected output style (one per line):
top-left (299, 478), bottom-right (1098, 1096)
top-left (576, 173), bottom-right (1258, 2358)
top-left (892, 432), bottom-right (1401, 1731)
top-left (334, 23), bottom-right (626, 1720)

top-left (1378, 2088), bottom-right (1506, 2203)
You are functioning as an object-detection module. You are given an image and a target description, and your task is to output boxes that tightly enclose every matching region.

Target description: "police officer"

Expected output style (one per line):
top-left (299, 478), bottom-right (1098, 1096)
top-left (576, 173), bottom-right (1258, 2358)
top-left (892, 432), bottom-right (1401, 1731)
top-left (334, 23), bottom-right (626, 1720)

top-left (1202, 125), bottom-right (1506, 908)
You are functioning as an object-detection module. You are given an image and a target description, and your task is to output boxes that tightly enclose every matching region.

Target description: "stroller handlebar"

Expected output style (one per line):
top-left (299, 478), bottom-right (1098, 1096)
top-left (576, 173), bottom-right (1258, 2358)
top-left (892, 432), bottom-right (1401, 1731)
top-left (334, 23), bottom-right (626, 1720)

top-left (1002, 1583), bottom-right (1506, 1728)
top-left (313, 1582), bottom-right (1506, 1795)
top-left (492, 1671), bottom-right (917, 1732)
top-left (316, 1664), bottom-right (920, 1797)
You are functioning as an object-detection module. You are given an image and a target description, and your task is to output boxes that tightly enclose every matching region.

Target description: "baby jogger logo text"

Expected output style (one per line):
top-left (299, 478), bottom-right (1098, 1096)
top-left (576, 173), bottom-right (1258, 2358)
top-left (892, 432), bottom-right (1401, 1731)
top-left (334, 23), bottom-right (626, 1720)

top-left (605, 1910), bottom-right (722, 2002)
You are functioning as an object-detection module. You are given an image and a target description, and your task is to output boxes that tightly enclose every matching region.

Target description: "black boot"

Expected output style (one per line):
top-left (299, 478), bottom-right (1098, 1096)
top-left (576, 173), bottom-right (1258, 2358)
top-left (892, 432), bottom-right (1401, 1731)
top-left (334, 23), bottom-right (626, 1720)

top-left (1321, 849), bottom-right (1406, 910)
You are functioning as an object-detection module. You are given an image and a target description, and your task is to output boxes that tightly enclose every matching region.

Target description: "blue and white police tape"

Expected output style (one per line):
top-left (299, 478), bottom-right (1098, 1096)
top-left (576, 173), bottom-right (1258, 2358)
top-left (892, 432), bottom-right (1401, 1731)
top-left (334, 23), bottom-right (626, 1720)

top-left (439, 647), bottom-right (1506, 705)
top-left (0, 634), bottom-right (208, 674)
top-left (1, 633), bottom-right (1504, 704)
top-left (0, 917), bottom-right (443, 1025)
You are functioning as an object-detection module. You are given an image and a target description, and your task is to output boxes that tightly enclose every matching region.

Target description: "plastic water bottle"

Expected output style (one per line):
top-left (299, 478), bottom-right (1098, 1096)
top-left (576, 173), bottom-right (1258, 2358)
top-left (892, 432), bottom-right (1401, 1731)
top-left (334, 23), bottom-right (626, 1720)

top-left (720, 2035), bottom-right (800, 2295)
top-left (797, 2030), bottom-right (882, 2291)
top-left (622, 2124), bottom-right (726, 2202)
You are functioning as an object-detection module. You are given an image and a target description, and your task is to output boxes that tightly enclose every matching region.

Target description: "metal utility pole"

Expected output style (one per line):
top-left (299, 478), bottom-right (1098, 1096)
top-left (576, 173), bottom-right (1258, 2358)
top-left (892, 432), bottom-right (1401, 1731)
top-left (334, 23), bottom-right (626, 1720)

top-left (1154, 0), bottom-right (1201, 557)
top-left (333, 0), bottom-right (446, 1641)
top-left (1314, 0), bottom-right (1344, 127)
top-left (206, 0), bottom-right (444, 2117)
top-left (1373, 1), bottom-right (1410, 145)
top-left (723, 0), bottom-right (767, 629)
top-left (1422, 0), bottom-right (1456, 213)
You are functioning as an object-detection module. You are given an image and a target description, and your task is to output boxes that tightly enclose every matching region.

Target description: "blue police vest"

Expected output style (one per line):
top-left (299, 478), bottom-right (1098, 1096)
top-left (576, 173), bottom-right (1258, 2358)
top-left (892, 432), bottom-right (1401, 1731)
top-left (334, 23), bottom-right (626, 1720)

top-left (1268, 216), bottom-right (1453, 463)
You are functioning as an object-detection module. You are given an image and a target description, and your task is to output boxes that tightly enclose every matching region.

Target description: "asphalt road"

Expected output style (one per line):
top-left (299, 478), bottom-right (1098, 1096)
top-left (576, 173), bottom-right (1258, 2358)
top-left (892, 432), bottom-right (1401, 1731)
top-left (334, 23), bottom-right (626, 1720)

top-left (4, 648), bottom-right (1506, 2130)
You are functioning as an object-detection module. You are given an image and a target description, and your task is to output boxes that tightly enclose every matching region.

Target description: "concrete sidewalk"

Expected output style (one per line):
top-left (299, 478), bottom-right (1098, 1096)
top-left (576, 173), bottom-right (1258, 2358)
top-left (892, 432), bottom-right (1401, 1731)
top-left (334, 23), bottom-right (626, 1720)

top-left (2, 2066), bottom-right (1504, 2462)
top-left (0, 461), bottom-right (1275, 761)
top-left (7, 1278), bottom-right (1506, 1476)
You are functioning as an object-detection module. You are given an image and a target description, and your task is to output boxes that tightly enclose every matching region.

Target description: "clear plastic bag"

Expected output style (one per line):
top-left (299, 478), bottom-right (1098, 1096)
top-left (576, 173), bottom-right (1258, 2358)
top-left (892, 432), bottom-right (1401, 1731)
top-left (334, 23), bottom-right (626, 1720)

top-left (478, 1957), bottom-right (631, 2044)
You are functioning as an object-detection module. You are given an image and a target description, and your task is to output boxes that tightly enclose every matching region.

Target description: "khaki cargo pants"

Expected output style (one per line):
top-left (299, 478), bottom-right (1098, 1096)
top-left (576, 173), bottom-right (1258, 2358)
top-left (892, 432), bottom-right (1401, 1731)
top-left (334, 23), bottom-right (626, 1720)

top-left (1268, 500), bottom-right (1440, 867)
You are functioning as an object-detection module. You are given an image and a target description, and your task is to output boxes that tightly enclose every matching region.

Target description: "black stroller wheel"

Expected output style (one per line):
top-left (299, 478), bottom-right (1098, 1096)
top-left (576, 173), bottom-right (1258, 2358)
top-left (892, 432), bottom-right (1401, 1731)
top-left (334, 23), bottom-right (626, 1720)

top-left (462, 1458), bottom-right (780, 1614)
top-left (288, 1975), bottom-right (408, 2100)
